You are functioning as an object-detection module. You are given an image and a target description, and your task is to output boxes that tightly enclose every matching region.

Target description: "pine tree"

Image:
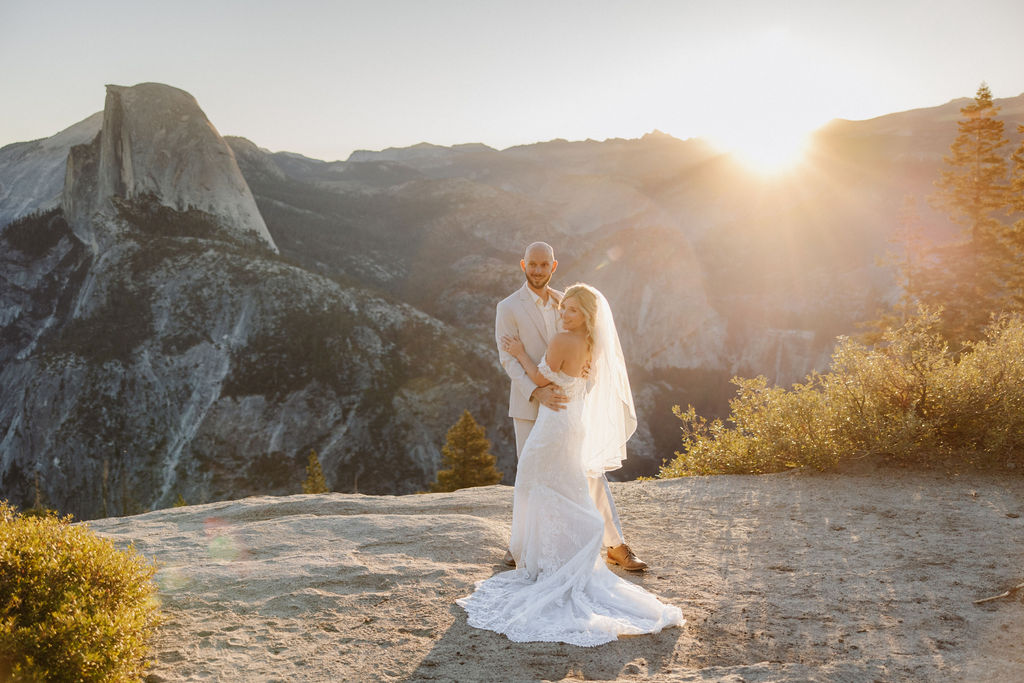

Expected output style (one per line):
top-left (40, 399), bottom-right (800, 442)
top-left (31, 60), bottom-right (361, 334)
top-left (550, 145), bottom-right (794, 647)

top-left (23, 472), bottom-right (54, 518)
top-left (934, 82), bottom-right (1010, 240)
top-left (430, 411), bottom-right (503, 493)
top-left (302, 449), bottom-right (329, 494)
top-left (922, 83), bottom-right (1014, 341)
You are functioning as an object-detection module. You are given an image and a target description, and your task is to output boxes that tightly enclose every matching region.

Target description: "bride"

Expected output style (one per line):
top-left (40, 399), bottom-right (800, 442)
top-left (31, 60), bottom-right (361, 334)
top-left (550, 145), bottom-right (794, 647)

top-left (457, 283), bottom-right (683, 646)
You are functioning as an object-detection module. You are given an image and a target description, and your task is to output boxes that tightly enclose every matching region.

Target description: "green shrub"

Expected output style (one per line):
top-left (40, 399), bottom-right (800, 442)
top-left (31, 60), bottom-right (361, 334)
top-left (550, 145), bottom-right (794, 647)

top-left (302, 450), bottom-right (329, 494)
top-left (430, 410), bottom-right (503, 492)
top-left (660, 308), bottom-right (1024, 477)
top-left (0, 502), bottom-right (160, 681)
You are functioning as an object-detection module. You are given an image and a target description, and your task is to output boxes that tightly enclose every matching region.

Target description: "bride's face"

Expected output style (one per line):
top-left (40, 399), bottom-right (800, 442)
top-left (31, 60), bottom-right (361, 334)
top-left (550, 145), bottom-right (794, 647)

top-left (560, 297), bottom-right (585, 332)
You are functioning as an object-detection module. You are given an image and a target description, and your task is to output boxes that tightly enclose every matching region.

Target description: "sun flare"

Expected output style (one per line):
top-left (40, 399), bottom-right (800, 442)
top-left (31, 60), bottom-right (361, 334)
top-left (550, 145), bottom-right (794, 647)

top-left (708, 126), bottom-right (811, 175)
top-left (673, 26), bottom-right (830, 175)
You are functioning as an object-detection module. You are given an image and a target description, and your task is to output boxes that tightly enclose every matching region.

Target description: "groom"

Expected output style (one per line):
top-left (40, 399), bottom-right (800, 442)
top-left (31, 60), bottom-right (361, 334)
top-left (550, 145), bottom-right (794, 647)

top-left (495, 241), bottom-right (647, 571)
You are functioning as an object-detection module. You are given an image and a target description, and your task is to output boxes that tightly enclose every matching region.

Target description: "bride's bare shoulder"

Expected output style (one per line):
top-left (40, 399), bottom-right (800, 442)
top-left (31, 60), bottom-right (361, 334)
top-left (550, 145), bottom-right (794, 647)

top-left (550, 332), bottom-right (587, 354)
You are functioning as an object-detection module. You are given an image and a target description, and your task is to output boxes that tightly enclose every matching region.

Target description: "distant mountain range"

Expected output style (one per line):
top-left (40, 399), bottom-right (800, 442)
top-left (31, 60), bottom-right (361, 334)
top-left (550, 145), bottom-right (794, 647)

top-left (2, 83), bottom-right (1022, 518)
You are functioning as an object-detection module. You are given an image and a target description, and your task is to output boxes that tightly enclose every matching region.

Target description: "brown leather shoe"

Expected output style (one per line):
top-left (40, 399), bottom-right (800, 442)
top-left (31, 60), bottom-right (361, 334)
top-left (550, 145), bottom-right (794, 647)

top-left (606, 543), bottom-right (648, 571)
top-left (502, 549), bottom-right (516, 567)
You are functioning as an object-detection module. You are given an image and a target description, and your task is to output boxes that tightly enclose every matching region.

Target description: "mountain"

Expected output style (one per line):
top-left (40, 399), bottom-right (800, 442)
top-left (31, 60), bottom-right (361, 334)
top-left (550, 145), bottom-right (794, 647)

top-left (226, 90), bottom-right (1022, 454)
top-left (0, 83), bottom-right (509, 519)
top-left (64, 83), bottom-right (276, 254)
top-left (2, 84), bottom-right (1023, 518)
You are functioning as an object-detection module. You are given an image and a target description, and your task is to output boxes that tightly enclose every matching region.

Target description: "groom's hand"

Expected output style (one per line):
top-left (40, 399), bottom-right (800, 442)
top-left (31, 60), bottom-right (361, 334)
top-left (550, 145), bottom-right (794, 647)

top-left (532, 385), bottom-right (567, 411)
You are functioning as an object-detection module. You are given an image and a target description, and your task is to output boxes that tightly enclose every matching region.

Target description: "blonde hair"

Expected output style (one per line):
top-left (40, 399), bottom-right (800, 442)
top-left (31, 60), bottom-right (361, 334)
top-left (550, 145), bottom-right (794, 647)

top-left (562, 283), bottom-right (598, 351)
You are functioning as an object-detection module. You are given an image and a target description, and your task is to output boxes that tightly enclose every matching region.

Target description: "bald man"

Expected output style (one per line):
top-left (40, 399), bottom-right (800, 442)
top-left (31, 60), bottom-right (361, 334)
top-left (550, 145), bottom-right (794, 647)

top-left (494, 242), bottom-right (648, 571)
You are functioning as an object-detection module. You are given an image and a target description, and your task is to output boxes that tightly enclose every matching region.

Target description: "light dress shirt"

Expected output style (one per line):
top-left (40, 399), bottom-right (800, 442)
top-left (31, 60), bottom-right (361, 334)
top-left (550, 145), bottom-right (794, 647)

top-left (528, 287), bottom-right (559, 341)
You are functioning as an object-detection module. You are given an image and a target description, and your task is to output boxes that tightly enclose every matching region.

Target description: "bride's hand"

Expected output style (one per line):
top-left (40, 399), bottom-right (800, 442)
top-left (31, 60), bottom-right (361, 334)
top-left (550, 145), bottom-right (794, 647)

top-left (501, 335), bottom-right (525, 357)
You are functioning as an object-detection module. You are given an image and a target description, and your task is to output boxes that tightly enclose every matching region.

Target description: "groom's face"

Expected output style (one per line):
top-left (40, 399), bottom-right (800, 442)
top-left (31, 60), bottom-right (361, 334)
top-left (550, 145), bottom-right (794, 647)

top-left (521, 250), bottom-right (557, 290)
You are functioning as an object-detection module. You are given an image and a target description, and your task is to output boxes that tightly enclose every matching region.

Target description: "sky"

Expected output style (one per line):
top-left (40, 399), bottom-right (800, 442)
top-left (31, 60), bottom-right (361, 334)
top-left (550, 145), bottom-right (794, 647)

top-left (3, 0), bottom-right (1024, 170)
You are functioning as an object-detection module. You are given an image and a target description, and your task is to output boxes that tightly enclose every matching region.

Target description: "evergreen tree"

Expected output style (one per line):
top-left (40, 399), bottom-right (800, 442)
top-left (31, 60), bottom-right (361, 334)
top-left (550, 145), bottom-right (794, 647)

top-left (430, 411), bottom-right (503, 493)
top-left (919, 83), bottom-right (1014, 341)
top-left (302, 449), bottom-right (329, 494)
top-left (23, 473), bottom-right (55, 518)
top-left (934, 82), bottom-right (1010, 240)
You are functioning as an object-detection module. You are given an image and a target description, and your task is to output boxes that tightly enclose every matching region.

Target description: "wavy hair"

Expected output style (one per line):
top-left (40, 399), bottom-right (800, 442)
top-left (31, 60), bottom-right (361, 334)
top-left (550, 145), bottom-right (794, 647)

top-left (562, 283), bottom-right (599, 351)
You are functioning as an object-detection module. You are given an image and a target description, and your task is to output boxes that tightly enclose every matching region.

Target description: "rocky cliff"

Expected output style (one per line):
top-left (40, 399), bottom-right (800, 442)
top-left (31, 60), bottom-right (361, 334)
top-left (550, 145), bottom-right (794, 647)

top-left (0, 84), bottom-right (509, 520)
top-left (0, 112), bottom-right (102, 226)
top-left (62, 83), bottom-right (276, 253)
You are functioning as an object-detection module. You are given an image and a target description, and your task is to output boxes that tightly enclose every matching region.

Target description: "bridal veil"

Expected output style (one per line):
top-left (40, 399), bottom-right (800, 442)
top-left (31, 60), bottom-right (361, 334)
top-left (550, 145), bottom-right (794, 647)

top-left (579, 285), bottom-right (638, 477)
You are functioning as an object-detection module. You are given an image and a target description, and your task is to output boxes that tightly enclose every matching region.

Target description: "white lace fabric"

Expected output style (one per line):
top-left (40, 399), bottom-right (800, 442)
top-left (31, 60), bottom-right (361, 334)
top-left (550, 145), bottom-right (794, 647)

top-left (457, 357), bottom-right (683, 646)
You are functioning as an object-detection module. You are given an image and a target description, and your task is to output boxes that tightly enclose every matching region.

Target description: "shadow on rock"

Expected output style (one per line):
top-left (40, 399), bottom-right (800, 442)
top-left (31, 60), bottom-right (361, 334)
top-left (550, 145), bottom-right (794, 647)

top-left (409, 603), bottom-right (683, 681)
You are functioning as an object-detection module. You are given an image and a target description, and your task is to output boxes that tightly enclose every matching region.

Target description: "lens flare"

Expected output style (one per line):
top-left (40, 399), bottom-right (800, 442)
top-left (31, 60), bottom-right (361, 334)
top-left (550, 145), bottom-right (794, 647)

top-left (204, 517), bottom-right (250, 570)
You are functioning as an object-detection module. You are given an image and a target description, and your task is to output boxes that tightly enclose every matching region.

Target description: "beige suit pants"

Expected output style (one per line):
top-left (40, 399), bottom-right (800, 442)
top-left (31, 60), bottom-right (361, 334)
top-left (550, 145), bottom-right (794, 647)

top-left (513, 417), bottom-right (625, 548)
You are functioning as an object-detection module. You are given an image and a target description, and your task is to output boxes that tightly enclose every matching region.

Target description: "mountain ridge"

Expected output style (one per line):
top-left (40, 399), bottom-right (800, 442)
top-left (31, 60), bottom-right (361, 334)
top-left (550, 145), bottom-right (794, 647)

top-left (3, 83), bottom-right (1024, 518)
top-left (0, 83), bottom-right (510, 519)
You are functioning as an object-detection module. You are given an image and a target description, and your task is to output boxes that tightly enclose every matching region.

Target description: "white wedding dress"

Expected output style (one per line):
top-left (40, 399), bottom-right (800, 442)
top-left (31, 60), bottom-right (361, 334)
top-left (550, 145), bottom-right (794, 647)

top-left (457, 357), bottom-right (684, 646)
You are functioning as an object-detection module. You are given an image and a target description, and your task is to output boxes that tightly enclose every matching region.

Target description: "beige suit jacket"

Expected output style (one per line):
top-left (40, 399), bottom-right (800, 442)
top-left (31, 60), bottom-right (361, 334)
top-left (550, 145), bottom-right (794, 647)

top-left (495, 283), bottom-right (563, 420)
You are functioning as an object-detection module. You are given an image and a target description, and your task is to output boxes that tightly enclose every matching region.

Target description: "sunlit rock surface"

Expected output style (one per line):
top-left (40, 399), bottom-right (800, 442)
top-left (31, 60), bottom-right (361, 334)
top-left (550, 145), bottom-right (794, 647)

top-left (0, 112), bottom-right (102, 226)
top-left (64, 83), bottom-right (275, 253)
top-left (88, 472), bottom-right (1024, 681)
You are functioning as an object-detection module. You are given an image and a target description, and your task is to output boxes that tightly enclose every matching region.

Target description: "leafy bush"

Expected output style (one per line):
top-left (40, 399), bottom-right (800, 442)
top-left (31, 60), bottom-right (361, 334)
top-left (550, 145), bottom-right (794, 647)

top-left (659, 308), bottom-right (1024, 477)
top-left (0, 502), bottom-right (160, 681)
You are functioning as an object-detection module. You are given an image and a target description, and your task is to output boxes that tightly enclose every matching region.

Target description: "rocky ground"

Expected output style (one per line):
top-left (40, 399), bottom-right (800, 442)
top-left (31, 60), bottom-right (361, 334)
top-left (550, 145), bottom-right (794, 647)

top-left (89, 470), bottom-right (1024, 682)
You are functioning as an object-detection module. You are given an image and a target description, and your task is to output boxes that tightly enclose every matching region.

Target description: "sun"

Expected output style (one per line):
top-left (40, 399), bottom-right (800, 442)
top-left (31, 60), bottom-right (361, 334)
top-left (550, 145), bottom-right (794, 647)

top-left (668, 26), bottom-right (831, 175)
top-left (708, 125), bottom-right (811, 175)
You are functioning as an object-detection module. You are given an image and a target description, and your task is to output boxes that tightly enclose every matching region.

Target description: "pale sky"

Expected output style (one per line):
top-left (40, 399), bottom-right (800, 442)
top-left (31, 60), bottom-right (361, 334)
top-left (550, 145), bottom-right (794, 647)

top-left (3, 0), bottom-right (1024, 167)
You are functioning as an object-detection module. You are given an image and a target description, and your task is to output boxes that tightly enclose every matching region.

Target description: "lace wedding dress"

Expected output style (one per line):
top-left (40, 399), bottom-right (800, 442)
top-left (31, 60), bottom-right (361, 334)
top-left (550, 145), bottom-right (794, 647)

top-left (457, 358), bottom-right (684, 646)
